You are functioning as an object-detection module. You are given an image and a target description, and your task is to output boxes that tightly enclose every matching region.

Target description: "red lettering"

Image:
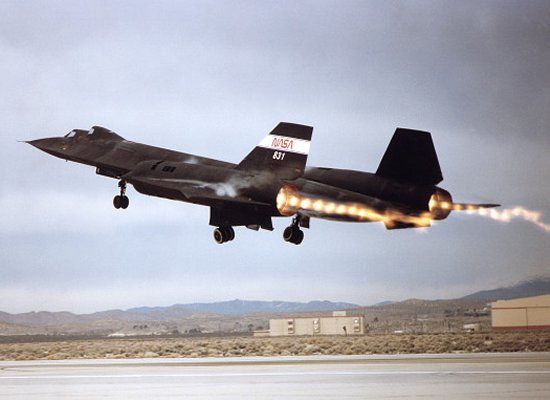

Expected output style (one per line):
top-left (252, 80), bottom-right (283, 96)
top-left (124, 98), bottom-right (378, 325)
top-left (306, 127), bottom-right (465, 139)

top-left (271, 137), bottom-right (293, 150)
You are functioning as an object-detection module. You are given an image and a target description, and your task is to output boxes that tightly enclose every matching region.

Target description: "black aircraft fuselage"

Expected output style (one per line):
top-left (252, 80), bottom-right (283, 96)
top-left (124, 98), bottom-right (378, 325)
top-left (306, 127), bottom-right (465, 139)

top-left (27, 123), bottom-right (497, 244)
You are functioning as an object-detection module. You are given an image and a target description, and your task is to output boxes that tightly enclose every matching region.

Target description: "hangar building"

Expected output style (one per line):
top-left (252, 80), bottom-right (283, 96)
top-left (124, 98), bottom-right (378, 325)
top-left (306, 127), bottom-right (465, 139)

top-left (491, 294), bottom-right (550, 330)
top-left (269, 311), bottom-right (365, 336)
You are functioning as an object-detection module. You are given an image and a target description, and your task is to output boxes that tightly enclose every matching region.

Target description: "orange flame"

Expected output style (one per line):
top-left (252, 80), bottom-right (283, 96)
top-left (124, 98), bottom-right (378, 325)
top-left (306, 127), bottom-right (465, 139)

top-left (278, 186), bottom-right (550, 233)
top-left (276, 185), bottom-right (431, 227)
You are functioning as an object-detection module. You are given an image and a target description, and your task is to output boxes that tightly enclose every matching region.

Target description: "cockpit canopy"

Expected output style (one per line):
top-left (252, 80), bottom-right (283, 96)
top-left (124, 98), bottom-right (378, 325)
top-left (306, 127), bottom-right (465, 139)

top-left (64, 129), bottom-right (87, 138)
top-left (64, 126), bottom-right (123, 140)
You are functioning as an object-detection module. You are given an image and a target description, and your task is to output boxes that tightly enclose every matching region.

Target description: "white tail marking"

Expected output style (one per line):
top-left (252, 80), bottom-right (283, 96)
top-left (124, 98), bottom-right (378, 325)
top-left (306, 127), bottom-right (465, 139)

top-left (257, 135), bottom-right (310, 155)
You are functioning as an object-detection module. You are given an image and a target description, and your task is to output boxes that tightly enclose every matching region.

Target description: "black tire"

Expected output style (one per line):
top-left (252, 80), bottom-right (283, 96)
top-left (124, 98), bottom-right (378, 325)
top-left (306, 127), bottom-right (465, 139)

top-left (227, 227), bottom-right (235, 241)
top-left (219, 226), bottom-right (235, 242)
top-left (283, 226), bottom-right (304, 245)
top-left (292, 229), bottom-right (304, 245)
top-left (283, 226), bottom-right (295, 242)
top-left (213, 228), bottom-right (225, 244)
top-left (113, 195), bottom-right (122, 209)
top-left (120, 196), bottom-right (129, 209)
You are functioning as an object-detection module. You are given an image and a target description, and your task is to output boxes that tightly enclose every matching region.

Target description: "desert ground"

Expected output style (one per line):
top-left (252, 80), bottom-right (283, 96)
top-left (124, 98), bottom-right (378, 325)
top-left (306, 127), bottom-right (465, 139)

top-left (1, 331), bottom-right (549, 361)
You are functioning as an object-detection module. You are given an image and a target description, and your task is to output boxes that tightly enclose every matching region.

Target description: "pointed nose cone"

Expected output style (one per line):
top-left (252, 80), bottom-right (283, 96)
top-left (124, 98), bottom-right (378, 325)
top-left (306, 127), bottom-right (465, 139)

top-left (26, 137), bottom-right (67, 158)
top-left (27, 138), bottom-right (54, 150)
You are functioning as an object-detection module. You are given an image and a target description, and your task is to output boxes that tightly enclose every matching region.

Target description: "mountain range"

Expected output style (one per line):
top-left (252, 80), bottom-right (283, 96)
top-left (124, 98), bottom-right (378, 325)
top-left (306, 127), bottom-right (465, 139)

top-left (459, 276), bottom-right (550, 301)
top-left (0, 300), bottom-right (358, 329)
top-left (129, 299), bottom-right (359, 316)
top-left (0, 276), bottom-right (548, 335)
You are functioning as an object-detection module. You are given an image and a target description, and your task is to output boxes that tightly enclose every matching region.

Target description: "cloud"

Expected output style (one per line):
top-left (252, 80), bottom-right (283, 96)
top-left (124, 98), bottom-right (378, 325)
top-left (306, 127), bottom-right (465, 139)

top-left (0, 0), bottom-right (548, 313)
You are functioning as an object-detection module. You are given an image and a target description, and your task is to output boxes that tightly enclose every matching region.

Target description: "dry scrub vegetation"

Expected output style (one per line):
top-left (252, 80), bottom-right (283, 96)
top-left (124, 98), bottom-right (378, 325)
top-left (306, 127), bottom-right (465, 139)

top-left (1, 332), bottom-right (549, 361)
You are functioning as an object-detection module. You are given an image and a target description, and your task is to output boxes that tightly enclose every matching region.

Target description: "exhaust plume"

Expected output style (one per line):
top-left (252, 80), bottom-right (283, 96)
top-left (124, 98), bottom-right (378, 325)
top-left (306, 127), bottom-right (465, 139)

top-left (466, 206), bottom-right (550, 233)
top-left (431, 199), bottom-right (550, 233)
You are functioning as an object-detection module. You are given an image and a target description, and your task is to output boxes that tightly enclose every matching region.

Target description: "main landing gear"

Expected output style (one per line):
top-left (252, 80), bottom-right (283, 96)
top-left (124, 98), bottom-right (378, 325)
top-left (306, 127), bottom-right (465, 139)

top-left (113, 180), bottom-right (129, 209)
top-left (283, 216), bottom-right (304, 245)
top-left (213, 226), bottom-right (235, 244)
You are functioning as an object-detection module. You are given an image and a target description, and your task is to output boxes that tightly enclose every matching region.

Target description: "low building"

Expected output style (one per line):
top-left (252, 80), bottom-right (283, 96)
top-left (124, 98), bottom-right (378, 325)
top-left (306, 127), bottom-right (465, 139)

top-left (252, 329), bottom-right (270, 337)
top-left (491, 294), bottom-right (550, 330)
top-left (269, 311), bottom-right (365, 336)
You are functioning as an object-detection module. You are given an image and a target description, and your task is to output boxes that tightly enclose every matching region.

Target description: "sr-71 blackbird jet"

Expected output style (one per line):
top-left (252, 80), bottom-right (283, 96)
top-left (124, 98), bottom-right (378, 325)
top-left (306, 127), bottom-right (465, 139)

top-left (27, 123), bottom-right (498, 245)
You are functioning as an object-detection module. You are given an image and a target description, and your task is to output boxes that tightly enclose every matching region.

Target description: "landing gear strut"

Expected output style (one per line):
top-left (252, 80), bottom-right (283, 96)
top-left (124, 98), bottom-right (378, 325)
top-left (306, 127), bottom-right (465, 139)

top-left (213, 226), bottom-right (235, 244)
top-left (283, 215), bottom-right (304, 245)
top-left (113, 180), bottom-right (129, 209)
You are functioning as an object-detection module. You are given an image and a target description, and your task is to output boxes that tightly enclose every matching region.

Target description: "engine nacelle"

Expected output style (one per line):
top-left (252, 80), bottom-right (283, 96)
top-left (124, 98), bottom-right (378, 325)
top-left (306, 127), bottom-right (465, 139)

top-left (429, 188), bottom-right (453, 220)
top-left (276, 184), bottom-right (300, 216)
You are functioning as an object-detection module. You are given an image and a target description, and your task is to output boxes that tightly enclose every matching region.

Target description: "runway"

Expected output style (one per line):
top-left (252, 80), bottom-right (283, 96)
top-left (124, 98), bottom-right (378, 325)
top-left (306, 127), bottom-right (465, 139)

top-left (1, 352), bottom-right (549, 399)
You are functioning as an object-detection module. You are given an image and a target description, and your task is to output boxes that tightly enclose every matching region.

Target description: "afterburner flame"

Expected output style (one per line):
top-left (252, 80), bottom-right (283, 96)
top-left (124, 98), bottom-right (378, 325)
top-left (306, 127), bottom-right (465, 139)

top-left (278, 186), bottom-right (550, 233)
top-left (276, 185), bottom-right (298, 216)
top-left (276, 185), bottom-right (432, 227)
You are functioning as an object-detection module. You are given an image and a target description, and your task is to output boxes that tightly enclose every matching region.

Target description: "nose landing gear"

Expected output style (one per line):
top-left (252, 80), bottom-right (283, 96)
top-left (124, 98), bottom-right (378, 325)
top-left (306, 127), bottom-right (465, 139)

top-left (283, 216), bottom-right (304, 245)
top-left (113, 180), bottom-right (129, 209)
top-left (213, 226), bottom-right (235, 244)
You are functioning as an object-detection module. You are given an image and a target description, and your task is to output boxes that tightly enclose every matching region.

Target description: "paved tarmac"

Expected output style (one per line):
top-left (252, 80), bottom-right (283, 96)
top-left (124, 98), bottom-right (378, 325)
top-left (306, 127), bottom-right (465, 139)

top-left (1, 352), bottom-right (549, 399)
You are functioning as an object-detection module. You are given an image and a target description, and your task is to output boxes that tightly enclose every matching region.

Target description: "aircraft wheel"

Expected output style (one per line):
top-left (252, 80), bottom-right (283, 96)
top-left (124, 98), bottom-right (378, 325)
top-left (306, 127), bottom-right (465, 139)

top-left (293, 229), bottom-right (304, 245)
top-left (120, 195), bottom-right (129, 209)
top-left (283, 226), bottom-right (294, 242)
top-left (213, 228), bottom-right (224, 244)
top-left (213, 227), bottom-right (235, 244)
top-left (113, 195), bottom-right (122, 209)
top-left (225, 226), bottom-right (235, 241)
top-left (283, 226), bottom-right (304, 245)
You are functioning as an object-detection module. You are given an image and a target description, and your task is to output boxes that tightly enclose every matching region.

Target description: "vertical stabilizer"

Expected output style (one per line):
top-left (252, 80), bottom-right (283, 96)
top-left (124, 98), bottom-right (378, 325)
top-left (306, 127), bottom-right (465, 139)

top-left (236, 122), bottom-right (313, 180)
top-left (376, 128), bottom-right (443, 185)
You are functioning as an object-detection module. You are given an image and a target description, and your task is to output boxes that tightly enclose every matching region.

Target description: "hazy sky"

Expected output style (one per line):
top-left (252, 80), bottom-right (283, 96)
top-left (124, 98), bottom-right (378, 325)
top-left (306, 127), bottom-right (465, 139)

top-left (1, 0), bottom-right (549, 313)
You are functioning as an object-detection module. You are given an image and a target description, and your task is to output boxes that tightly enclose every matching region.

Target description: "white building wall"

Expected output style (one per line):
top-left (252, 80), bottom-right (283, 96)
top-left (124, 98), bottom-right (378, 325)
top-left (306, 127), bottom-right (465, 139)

top-left (269, 316), bottom-right (365, 336)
